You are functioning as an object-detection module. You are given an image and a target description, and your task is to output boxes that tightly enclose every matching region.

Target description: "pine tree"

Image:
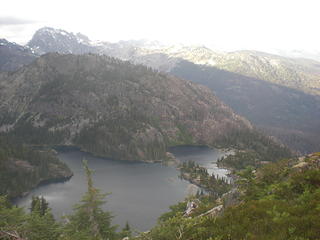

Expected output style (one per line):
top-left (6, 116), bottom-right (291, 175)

top-left (25, 209), bottom-right (60, 240)
top-left (25, 195), bottom-right (60, 240)
top-left (0, 196), bottom-right (26, 233)
top-left (30, 196), bottom-right (49, 216)
top-left (119, 221), bottom-right (132, 239)
top-left (62, 159), bottom-right (117, 240)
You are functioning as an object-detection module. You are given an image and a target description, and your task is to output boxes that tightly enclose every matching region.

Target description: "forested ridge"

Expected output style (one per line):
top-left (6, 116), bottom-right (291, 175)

top-left (0, 53), bottom-right (293, 206)
top-left (0, 135), bottom-right (72, 199)
top-left (171, 60), bottom-right (320, 154)
top-left (0, 53), bottom-right (253, 161)
top-left (215, 128), bottom-right (292, 170)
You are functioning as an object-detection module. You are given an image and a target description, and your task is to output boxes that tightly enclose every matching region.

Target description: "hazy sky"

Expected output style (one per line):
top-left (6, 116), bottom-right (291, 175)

top-left (1, 0), bottom-right (319, 52)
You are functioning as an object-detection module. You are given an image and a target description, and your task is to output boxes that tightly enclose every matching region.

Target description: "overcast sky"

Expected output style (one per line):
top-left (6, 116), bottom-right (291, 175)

top-left (1, 0), bottom-right (319, 52)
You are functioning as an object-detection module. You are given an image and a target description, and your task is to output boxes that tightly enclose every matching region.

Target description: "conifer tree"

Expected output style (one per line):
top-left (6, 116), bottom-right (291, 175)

top-left (62, 160), bottom-right (117, 240)
top-left (30, 196), bottom-right (49, 216)
top-left (119, 221), bottom-right (132, 239)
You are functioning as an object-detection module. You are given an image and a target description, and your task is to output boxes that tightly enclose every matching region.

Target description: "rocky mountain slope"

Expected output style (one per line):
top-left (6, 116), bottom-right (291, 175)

top-left (21, 27), bottom-right (320, 96)
top-left (125, 46), bottom-right (320, 153)
top-left (27, 27), bottom-right (96, 55)
top-left (0, 53), bottom-right (253, 161)
top-left (0, 39), bottom-right (36, 71)
top-left (130, 46), bottom-right (320, 96)
top-left (213, 50), bottom-right (320, 96)
top-left (171, 61), bottom-right (320, 153)
top-left (4, 27), bottom-right (319, 153)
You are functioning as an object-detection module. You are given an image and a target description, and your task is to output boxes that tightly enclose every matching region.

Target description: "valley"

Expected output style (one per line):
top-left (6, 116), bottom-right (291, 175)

top-left (2, 27), bottom-right (319, 153)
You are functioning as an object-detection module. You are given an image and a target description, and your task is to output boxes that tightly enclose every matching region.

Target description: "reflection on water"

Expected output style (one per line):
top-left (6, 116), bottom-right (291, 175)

top-left (15, 146), bottom-right (228, 231)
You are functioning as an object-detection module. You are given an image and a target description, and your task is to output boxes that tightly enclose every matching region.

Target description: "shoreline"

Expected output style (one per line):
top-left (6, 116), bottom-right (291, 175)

top-left (11, 174), bottom-right (73, 203)
top-left (13, 145), bottom-right (230, 203)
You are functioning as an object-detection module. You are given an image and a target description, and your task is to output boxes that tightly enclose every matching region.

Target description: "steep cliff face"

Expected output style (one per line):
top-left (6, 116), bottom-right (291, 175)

top-left (0, 53), bottom-right (251, 161)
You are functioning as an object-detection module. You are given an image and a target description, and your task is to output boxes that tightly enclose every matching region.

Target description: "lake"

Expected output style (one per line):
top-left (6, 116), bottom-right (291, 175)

top-left (15, 146), bottom-right (228, 232)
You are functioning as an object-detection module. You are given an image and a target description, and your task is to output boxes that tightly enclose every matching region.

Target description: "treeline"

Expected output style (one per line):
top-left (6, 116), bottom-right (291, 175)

top-left (0, 135), bottom-right (71, 199)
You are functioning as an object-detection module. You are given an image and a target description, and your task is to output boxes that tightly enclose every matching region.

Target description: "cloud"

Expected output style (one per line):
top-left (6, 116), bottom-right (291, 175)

top-left (0, 16), bottom-right (37, 26)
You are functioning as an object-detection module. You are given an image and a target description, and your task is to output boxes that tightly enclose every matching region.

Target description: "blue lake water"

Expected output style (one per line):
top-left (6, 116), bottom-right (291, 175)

top-left (15, 146), bottom-right (228, 231)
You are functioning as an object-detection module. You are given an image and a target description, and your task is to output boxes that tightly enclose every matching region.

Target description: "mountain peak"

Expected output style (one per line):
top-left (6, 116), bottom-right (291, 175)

top-left (27, 27), bottom-right (94, 55)
top-left (35, 26), bottom-right (68, 35)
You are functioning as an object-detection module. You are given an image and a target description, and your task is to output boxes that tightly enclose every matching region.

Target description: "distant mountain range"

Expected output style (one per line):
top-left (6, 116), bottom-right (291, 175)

top-left (24, 27), bottom-right (320, 97)
top-left (1, 27), bottom-right (319, 153)
top-left (124, 46), bottom-right (320, 96)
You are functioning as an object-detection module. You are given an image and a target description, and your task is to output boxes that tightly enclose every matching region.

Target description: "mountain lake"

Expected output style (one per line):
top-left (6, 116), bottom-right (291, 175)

top-left (15, 146), bottom-right (229, 231)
